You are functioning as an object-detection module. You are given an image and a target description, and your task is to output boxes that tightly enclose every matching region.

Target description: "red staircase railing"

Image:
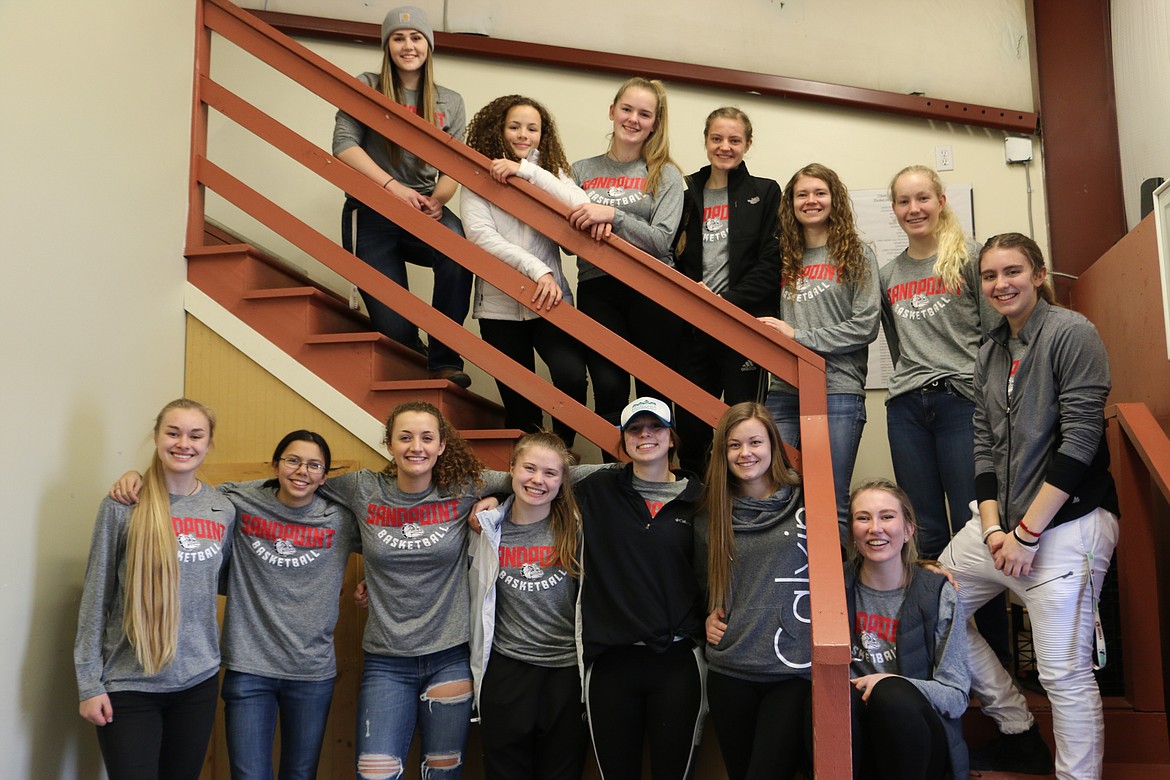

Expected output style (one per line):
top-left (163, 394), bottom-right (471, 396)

top-left (187, 0), bottom-right (850, 775)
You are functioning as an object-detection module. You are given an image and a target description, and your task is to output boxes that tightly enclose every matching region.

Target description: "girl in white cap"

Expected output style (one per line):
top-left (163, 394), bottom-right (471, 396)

top-left (574, 397), bottom-right (707, 779)
top-left (333, 6), bottom-right (473, 388)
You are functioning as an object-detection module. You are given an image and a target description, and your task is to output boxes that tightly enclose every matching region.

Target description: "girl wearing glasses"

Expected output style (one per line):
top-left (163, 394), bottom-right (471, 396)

top-left (109, 429), bottom-right (360, 780)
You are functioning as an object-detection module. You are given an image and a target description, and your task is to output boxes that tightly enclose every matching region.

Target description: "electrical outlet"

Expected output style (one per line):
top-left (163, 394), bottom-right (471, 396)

top-left (935, 145), bottom-right (954, 172)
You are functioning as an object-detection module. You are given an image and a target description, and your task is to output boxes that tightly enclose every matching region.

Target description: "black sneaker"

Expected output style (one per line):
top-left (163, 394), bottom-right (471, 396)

top-left (969, 724), bottom-right (1054, 775)
top-left (429, 368), bottom-right (472, 388)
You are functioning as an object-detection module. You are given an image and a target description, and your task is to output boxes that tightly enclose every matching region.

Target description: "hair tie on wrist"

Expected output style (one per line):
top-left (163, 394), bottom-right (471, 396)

top-left (982, 526), bottom-right (1004, 544)
top-left (1013, 527), bottom-right (1039, 548)
top-left (383, 177), bottom-right (394, 189)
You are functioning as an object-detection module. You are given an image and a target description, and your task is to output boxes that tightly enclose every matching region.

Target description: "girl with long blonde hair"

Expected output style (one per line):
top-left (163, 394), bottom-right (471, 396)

top-left (469, 432), bottom-right (587, 780)
top-left (333, 5), bottom-right (473, 387)
top-left (75, 398), bottom-right (235, 779)
top-left (879, 165), bottom-right (994, 559)
top-left (697, 402), bottom-right (808, 780)
top-left (568, 78), bottom-right (686, 429)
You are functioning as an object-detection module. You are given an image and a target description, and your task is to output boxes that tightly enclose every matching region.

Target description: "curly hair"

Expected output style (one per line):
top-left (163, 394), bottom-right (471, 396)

top-left (381, 401), bottom-right (485, 493)
top-left (780, 163), bottom-right (869, 292)
top-left (889, 165), bottom-right (973, 293)
top-left (700, 402), bottom-right (800, 613)
top-left (466, 95), bottom-right (573, 178)
top-left (510, 431), bottom-right (582, 577)
top-left (609, 77), bottom-right (680, 197)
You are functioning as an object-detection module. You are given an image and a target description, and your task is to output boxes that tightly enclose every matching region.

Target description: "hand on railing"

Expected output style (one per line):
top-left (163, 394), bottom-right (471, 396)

top-left (758, 315), bottom-right (796, 340)
top-left (489, 158), bottom-right (521, 182)
top-left (532, 273), bottom-right (564, 311)
top-left (567, 202), bottom-right (615, 241)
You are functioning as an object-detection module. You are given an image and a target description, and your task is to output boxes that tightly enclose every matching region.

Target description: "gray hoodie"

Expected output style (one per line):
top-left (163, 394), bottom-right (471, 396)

top-left (694, 483), bottom-right (810, 681)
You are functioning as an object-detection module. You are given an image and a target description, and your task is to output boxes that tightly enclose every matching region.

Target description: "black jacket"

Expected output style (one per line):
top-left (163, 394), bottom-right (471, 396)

top-left (577, 464), bottom-right (704, 664)
top-left (674, 162), bottom-right (781, 317)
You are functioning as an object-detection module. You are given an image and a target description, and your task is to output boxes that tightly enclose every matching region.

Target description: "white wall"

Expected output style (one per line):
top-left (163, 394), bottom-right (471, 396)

top-left (1112, 0), bottom-right (1170, 230)
top-left (0, 1), bottom-right (194, 776)
top-left (242, 0), bottom-right (1036, 110)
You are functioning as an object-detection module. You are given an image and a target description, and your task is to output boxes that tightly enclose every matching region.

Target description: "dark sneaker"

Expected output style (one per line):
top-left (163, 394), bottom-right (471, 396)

top-left (969, 724), bottom-right (1055, 775)
top-left (430, 368), bottom-right (471, 388)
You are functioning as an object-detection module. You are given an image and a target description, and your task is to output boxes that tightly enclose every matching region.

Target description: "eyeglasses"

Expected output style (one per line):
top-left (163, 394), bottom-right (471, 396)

top-left (279, 456), bottom-right (326, 474)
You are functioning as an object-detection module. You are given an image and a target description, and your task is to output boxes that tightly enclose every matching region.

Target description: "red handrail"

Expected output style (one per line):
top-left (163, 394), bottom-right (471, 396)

top-left (189, 1), bottom-right (851, 775)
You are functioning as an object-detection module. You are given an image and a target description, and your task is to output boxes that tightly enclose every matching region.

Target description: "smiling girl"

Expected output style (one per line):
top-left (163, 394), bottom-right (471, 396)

top-left (333, 5), bottom-right (473, 387)
top-left (846, 479), bottom-right (969, 780)
top-left (463, 95), bottom-right (591, 444)
top-left (762, 163), bottom-right (880, 539)
top-left (319, 401), bottom-right (508, 779)
top-left (574, 397), bottom-right (705, 778)
top-left (569, 79), bottom-right (685, 428)
top-left (942, 234), bottom-right (1118, 779)
top-left (469, 432), bottom-right (586, 780)
top-left (673, 108), bottom-right (782, 473)
top-left (76, 399), bottom-right (235, 780)
top-left (108, 430), bottom-right (361, 780)
top-left (696, 402), bottom-right (808, 780)
top-left (879, 165), bottom-right (995, 560)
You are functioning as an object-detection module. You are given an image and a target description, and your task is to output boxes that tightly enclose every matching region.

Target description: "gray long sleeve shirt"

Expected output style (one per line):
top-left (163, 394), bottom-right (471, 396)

top-left (879, 242), bottom-right (995, 401)
top-left (320, 469), bottom-right (509, 656)
top-left (571, 154), bottom-right (684, 283)
top-left (772, 244), bottom-right (881, 397)
top-left (332, 74), bottom-right (466, 195)
top-left (75, 490), bottom-right (236, 701)
top-left (218, 481), bottom-right (360, 681)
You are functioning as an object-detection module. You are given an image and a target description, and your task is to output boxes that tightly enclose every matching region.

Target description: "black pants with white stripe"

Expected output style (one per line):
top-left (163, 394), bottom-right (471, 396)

top-left (585, 641), bottom-right (705, 780)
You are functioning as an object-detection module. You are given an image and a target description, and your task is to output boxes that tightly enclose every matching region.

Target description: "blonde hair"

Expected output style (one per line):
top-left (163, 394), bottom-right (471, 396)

top-left (610, 77), bottom-right (679, 197)
top-left (847, 478), bottom-right (920, 587)
top-left (122, 398), bottom-right (215, 675)
top-left (700, 402), bottom-right (800, 613)
top-left (889, 165), bottom-right (972, 292)
top-left (511, 432), bottom-right (582, 577)
top-left (378, 46), bottom-right (438, 168)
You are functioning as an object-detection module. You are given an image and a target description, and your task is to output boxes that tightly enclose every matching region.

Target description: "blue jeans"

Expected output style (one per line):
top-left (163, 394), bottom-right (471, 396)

top-left (222, 670), bottom-right (335, 780)
top-left (885, 385), bottom-right (976, 558)
top-left (342, 198), bottom-right (471, 372)
top-left (767, 391), bottom-right (866, 539)
top-left (356, 646), bottom-right (474, 779)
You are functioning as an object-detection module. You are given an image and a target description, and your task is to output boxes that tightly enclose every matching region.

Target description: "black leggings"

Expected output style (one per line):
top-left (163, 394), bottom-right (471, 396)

top-left (584, 642), bottom-right (704, 780)
top-left (577, 276), bottom-right (682, 426)
top-left (479, 653), bottom-right (587, 780)
top-left (851, 676), bottom-right (948, 780)
top-left (95, 674), bottom-right (219, 780)
top-left (706, 671), bottom-right (811, 780)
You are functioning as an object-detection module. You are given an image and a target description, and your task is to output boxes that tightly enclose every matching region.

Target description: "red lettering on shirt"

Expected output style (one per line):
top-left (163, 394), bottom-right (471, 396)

top-left (364, 500), bottom-right (459, 528)
top-left (239, 513), bottom-right (336, 549)
top-left (886, 277), bottom-right (963, 305)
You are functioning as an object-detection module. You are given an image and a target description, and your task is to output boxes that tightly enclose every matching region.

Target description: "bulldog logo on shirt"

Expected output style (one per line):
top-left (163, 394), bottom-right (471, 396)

top-left (402, 523), bottom-right (424, 539)
top-left (274, 538), bottom-right (296, 556)
top-left (521, 563), bottom-right (543, 580)
top-left (705, 217), bottom-right (722, 233)
top-left (911, 293), bottom-right (929, 309)
top-left (177, 533), bottom-right (200, 551)
top-left (607, 186), bottom-right (625, 198)
top-left (862, 631), bottom-right (881, 652)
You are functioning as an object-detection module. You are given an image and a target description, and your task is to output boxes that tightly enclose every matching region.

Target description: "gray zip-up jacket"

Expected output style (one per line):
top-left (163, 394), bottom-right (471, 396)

top-left (973, 299), bottom-right (1119, 529)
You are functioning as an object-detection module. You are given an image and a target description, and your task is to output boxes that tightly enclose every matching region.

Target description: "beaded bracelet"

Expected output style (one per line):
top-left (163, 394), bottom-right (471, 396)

top-left (1017, 518), bottom-right (1041, 538)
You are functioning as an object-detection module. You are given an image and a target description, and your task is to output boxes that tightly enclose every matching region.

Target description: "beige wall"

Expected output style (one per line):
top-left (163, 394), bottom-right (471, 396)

top-left (0, 1), bottom-right (194, 776)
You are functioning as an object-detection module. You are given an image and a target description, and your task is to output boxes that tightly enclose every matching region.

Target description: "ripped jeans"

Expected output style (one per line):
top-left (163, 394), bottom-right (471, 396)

top-left (356, 645), bottom-right (474, 779)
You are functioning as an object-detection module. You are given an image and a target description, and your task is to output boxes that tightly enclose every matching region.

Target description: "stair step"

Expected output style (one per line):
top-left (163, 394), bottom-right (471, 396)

top-left (461, 429), bottom-right (525, 470)
top-left (369, 380), bottom-right (505, 430)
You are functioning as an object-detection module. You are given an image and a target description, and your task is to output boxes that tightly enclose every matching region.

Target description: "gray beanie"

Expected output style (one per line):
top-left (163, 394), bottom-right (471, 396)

top-left (381, 6), bottom-right (435, 52)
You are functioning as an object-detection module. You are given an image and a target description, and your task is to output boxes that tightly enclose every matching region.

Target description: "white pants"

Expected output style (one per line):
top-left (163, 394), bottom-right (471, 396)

top-left (942, 505), bottom-right (1119, 780)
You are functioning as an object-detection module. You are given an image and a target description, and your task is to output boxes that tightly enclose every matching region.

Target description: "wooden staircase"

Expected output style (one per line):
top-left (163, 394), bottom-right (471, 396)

top-left (186, 231), bottom-right (520, 468)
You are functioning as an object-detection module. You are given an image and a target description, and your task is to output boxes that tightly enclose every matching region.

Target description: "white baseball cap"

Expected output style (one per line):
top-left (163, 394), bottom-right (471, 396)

top-left (619, 397), bottom-right (672, 430)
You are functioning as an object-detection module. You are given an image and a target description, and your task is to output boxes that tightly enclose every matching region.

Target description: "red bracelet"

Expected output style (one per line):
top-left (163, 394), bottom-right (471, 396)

top-left (1017, 519), bottom-right (1041, 538)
